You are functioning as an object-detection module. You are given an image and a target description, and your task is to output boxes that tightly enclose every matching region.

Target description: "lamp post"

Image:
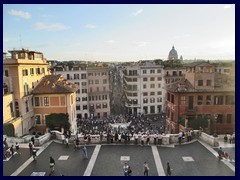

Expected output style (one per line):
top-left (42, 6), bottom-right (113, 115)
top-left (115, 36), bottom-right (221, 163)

top-left (213, 114), bottom-right (218, 137)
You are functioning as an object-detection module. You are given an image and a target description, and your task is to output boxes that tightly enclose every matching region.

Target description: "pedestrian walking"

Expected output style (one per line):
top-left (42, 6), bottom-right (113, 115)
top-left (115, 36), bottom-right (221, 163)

top-left (154, 133), bottom-right (157, 145)
top-left (143, 161), bottom-right (149, 176)
top-left (29, 142), bottom-right (33, 156)
top-left (49, 156), bottom-right (55, 175)
top-left (31, 136), bottom-right (35, 146)
top-left (32, 148), bottom-right (37, 160)
top-left (65, 137), bottom-right (69, 148)
top-left (10, 145), bottom-right (15, 156)
top-left (82, 145), bottom-right (88, 159)
top-left (166, 162), bottom-right (172, 176)
top-left (61, 134), bottom-right (65, 144)
top-left (123, 162), bottom-right (129, 176)
top-left (15, 142), bottom-right (20, 154)
top-left (128, 166), bottom-right (132, 176)
top-left (3, 138), bottom-right (8, 150)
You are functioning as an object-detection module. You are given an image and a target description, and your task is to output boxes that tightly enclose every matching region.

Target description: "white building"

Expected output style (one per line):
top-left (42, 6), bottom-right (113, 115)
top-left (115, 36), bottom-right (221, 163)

top-left (123, 61), bottom-right (165, 115)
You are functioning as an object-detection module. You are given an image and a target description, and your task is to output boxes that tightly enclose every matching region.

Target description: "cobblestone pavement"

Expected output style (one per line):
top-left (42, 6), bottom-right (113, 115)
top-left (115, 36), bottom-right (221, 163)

top-left (3, 140), bottom-right (235, 176)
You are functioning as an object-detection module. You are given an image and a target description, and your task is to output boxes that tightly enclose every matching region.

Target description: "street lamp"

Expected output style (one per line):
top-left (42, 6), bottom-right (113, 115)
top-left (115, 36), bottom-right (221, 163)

top-left (213, 114), bottom-right (218, 137)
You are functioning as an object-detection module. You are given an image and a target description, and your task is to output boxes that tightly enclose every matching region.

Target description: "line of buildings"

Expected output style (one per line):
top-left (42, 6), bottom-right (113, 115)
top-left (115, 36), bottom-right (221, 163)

top-left (3, 46), bottom-right (235, 137)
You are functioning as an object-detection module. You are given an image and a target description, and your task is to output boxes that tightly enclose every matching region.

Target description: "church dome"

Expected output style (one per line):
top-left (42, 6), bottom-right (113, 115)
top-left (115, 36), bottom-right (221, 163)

top-left (168, 46), bottom-right (178, 60)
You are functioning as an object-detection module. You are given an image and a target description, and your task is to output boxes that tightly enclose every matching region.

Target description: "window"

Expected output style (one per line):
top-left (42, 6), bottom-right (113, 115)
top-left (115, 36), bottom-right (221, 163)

top-left (171, 94), bottom-right (174, 104)
top-left (96, 96), bottom-right (98, 101)
top-left (214, 96), bottom-right (223, 105)
top-left (82, 97), bottom-right (87, 101)
top-left (82, 89), bottom-right (87, 94)
top-left (143, 78), bottom-right (147, 81)
top-left (167, 93), bottom-right (170, 101)
top-left (227, 114), bottom-right (232, 124)
top-left (103, 79), bottom-right (107, 84)
top-left (35, 115), bottom-right (41, 125)
top-left (150, 106), bottom-right (155, 113)
top-left (197, 96), bottom-right (203, 105)
top-left (30, 68), bottom-right (34, 75)
top-left (143, 84), bottom-right (147, 89)
top-left (97, 87), bottom-right (99, 92)
top-left (157, 91), bottom-right (162, 95)
top-left (103, 103), bottom-right (108, 108)
top-left (76, 89), bottom-right (80, 94)
top-left (143, 70), bottom-right (147, 74)
top-left (150, 70), bottom-right (155, 74)
top-left (150, 77), bottom-right (155, 81)
top-left (216, 114), bottom-right (223, 123)
top-left (150, 84), bottom-right (155, 88)
top-left (76, 97), bottom-right (81, 102)
top-left (81, 74), bottom-right (87, 79)
top-left (226, 95), bottom-right (235, 105)
top-left (83, 105), bottom-right (88, 110)
top-left (150, 92), bottom-right (155, 96)
top-left (180, 96), bottom-right (186, 105)
top-left (103, 87), bottom-right (106, 91)
top-left (95, 79), bottom-right (99, 84)
top-left (43, 97), bottom-right (49, 106)
top-left (198, 80), bottom-right (203, 86)
top-left (81, 82), bottom-right (87, 86)
top-left (35, 97), bottom-right (40, 106)
top-left (76, 105), bottom-right (81, 110)
top-left (24, 83), bottom-right (29, 95)
top-left (206, 95), bottom-right (211, 105)
top-left (36, 68), bottom-right (40, 74)
top-left (157, 77), bottom-right (162, 81)
top-left (157, 98), bottom-right (162, 103)
top-left (157, 69), bottom-right (161, 73)
top-left (143, 98), bottom-right (148, 104)
top-left (88, 73), bottom-right (93, 76)
top-left (96, 104), bottom-right (101, 109)
top-left (22, 69), bottom-right (28, 76)
top-left (74, 74), bottom-right (79, 79)
top-left (25, 101), bottom-right (29, 113)
top-left (4, 70), bottom-right (9, 77)
top-left (207, 80), bottom-right (212, 86)
top-left (158, 84), bottom-right (161, 88)
top-left (42, 68), bottom-right (45, 74)
top-left (150, 98), bottom-right (155, 103)
top-left (143, 92), bottom-right (148, 96)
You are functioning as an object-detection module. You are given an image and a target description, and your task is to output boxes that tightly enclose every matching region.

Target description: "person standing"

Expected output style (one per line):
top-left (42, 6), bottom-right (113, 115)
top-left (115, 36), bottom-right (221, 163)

top-left (65, 137), bottom-right (69, 148)
top-left (29, 142), bottom-right (33, 156)
top-left (61, 134), bottom-right (65, 144)
top-left (154, 132), bottom-right (157, 145)
top-left (166, 162), bottom-right (172, 176)
top-left (3, 138), bottom-right (8, 150)
top-left (49, 156), bottom-right (55, 175)
top-left (82, 145), bottom-right (88, 159)
top-left (31, 136), bottom-right (35, 146)
top-left (143, 161), bottom-right (149, 176)
top-left (15, 142), bottom-right (20, 154)
top-left (32, 148), bottom-right (37, 160)
top-left (128, 166), bottom-right (132, 176)
top-left (123, 162), bottom-right (129, 176)
top-left (10, 145), bottom-right (15, 156)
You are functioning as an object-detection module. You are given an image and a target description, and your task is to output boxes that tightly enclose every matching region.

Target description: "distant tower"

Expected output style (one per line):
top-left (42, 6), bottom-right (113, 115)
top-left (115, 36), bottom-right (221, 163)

top-left (168, 46), bottom-right (178, 60)
top-left (180, 55), bottom-right (183, 61)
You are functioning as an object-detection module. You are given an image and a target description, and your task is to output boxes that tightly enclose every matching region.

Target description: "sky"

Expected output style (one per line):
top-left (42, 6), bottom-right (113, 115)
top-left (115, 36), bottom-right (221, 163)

top-left (3, 4), bottom-right (235, 61)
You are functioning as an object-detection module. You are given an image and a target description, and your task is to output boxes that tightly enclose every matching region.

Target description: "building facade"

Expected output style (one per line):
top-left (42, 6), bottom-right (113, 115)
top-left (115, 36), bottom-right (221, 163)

top-left (165, 61), bottom-right (235, 134)
top-left (123, 61), bottom-right (165, 115)
top-left (3, 49), bottom-right (49, 137)
top-left (55, 64), bottom-right (111, 119)
top-left (32, 75), bottom-right (78, 135)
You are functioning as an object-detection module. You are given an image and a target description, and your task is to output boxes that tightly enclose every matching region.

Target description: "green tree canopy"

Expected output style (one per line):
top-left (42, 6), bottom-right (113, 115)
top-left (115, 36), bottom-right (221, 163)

top-left (45, 113), bottom-right (70, 130)
top-left (3, 123), bottom-right (15, 137)
top-left (188, 116), bottom-right (208, 130)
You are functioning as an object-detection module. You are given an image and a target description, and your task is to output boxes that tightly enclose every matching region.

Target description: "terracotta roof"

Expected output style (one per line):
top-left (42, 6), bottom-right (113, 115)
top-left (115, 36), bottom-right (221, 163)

top-left (165, 78), bottom-right (234, 93)
top-left (32, 74), bottom-right (78, 94)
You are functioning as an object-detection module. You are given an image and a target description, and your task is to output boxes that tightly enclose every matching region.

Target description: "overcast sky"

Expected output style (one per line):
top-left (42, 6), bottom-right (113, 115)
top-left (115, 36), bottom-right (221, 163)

top-left (3, 4), bottom-right (235, 61)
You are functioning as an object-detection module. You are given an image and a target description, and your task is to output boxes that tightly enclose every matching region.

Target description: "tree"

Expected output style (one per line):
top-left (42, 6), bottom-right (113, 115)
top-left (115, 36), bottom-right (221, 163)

top-left (45, 113), bottom-right (70, 131)
top-left (188, 116), bottom-right (208, 130)
top-left (3, 123), bottom-right (15, 137)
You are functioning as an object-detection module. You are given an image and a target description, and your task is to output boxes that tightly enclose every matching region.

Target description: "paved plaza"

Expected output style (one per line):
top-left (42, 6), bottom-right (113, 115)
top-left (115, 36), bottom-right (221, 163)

top-left (3, 140), bottom-right (235, 176)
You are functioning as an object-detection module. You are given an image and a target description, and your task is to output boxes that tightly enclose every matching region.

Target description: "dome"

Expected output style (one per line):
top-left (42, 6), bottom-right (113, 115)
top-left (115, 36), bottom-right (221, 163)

top-left (168, 46), bottom-right (178, 60)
